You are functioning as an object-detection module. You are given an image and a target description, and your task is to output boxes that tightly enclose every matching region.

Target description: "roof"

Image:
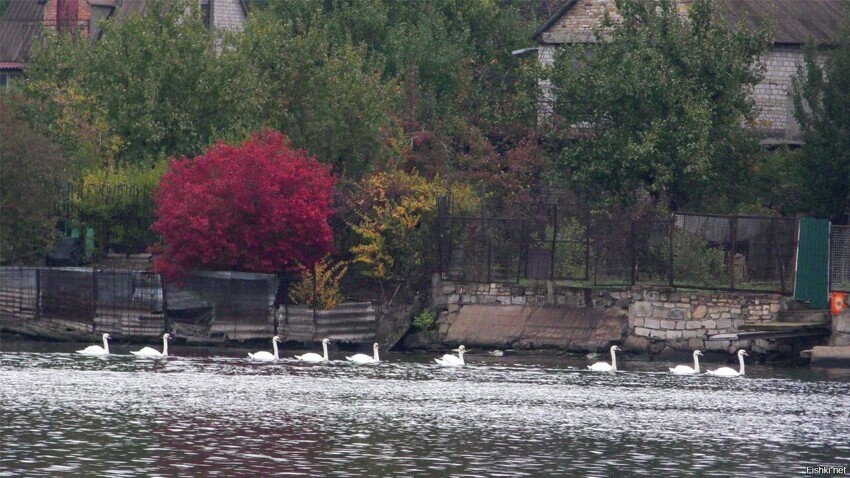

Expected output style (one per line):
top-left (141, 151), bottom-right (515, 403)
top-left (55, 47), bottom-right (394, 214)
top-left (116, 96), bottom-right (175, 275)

top-left (533, 0), bottom-right (848, 45)
top-left (0, 0), bottom-right (45, 65)
top-left (718, 0), bottom-right (846, 45)
top-left (0, 0), bottom-right (250, 68)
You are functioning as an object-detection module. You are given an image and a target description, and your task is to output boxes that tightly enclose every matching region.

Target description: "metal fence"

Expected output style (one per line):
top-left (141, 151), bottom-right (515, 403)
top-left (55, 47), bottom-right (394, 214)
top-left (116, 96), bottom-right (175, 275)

top-left (830, 225), bottom-right (850, 293)
top-left (436, 201), bottom-right (799, 294)
top-left (0, 267), bottom-right (164, 336)
top-left (0, 266), bottom-right (382, 342)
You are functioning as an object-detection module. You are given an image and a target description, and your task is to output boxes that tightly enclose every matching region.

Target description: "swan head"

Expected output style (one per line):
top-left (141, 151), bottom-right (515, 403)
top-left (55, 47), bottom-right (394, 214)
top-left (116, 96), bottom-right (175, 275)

top-left (738, 350), bottom-right (749, 357)
top-left (610, 345), bottom-right (621, 352)
top-left (102, 333), bottom-right (111, 340)
top-left (457, 345), bottom-right (466, 353)
top-left (163, 333), bottom-right (171, 340)
top-left (273, 335), bottom-right (282, 343)
top-left (694, 350), bottom-right (703, 356)
top-left (322, 338), bottom-right (330, 345)
top-left (373, 343), bottom-right (380, 350)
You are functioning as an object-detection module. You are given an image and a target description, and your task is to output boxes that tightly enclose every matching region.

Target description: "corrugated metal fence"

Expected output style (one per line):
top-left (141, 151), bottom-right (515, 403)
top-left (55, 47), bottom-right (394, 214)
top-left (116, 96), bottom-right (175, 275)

top-left (0, 267), bottom-right (376, 342)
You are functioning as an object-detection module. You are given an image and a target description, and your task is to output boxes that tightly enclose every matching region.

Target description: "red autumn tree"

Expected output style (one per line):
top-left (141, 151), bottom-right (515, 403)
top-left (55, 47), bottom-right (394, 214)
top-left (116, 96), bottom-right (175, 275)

top-left (151, 130), bottom-right (335, 281)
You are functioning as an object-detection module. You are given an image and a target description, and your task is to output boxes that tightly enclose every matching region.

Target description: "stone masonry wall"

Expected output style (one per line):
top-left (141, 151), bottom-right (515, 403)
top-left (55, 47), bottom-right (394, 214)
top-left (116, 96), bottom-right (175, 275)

top-left (626, 289), bottom-right (785, 354)
top-left (432, 275), bottom-right (788, 354)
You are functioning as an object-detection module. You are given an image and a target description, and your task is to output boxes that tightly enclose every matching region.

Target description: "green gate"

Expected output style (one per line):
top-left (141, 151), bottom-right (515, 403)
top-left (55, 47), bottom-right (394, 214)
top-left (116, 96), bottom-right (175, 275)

top-left (793, 218), bottom-right (830, 309)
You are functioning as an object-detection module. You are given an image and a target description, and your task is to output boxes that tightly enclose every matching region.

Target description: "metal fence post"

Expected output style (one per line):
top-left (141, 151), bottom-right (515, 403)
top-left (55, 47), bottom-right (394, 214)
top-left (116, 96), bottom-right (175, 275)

top-left (551, 204), bottom-right (558, 281)
top-left (729, 216), bottom-right (738, 290)
top-left (161, 273), bottom-right (170, 334)
top-left (312, 264), bottom-right (318, 340)
top-left (630, 220), bottom-right (637, 286)
top-left (668, 219), bottom-right (674, 287)
top-left (584, 207), bottom-right (590, 281)
top-left (91, 268), bottom-right (97, 332)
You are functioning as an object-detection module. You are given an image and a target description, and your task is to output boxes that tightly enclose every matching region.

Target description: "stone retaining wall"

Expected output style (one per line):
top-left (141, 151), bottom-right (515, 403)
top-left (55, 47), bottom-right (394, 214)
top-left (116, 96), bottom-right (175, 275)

top-left (625, 290), bottom-right (785, 354)
top-left (431, 274), bottom-right (789, 354)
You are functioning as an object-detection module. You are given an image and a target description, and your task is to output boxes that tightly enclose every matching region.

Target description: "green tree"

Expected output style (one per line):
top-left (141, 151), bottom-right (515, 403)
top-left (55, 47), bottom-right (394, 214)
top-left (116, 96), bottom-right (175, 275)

top-left (19, 0), bottom-right (251, 166)
top-left (0, 102), bottom-right (76, 264)
top-left (250, 0), bottom-right (543, 162)
top-left (547, 0), bottom-right (770, 211)
top-left (236, 12), bottom-right (397, 178)
top-left (790, 13), bottom-right (850, 220)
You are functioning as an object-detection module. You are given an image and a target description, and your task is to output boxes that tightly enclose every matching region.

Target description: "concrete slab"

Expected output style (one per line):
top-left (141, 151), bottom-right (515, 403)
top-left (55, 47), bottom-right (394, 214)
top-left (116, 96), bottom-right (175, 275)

top-left (443, 304), bottom-right (627, 351)
top-left (810, 345), bottom-right (850, 367)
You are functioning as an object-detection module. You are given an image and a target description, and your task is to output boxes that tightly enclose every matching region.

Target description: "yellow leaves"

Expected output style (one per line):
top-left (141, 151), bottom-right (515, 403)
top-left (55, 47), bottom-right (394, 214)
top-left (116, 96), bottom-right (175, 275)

top-left (288, 255), bottom-right (350, 310)
top-left (350, 168), bottom-right (480, 279)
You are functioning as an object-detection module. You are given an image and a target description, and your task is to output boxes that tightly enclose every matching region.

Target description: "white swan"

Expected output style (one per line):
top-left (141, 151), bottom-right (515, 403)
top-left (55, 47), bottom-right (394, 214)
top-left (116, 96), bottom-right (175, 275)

top-left (346, 343), bottom-right (380, 364)
top-left (131, 333), bottom-right (172, 359)
top-left (295, 338), bottom-right (330, 362)
top-left (248, 336), bottom-right (282, 361)
top-left (77, 333), bottom-right (111, 356)
top-left (588, 345), bottom-right (621, 372)
top-left (435, 345), bottom-right (466, 366)
top-left (670, 350), bottom-right (703, 375)
top-left (708, 349), bottom-right (748, 377)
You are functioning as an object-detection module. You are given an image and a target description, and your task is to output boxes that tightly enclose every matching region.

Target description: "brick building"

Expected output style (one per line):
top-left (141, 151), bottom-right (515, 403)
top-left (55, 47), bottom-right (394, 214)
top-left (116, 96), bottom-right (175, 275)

top-left (531, 0), bottom-right (847, 145)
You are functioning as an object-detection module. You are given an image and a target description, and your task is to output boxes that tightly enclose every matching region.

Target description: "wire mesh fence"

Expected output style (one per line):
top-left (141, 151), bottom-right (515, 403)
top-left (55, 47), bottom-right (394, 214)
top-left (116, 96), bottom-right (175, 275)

top-left (830, 225), bottom-right (850, 293)
top-left (435, 200), bottom-right (799, 294)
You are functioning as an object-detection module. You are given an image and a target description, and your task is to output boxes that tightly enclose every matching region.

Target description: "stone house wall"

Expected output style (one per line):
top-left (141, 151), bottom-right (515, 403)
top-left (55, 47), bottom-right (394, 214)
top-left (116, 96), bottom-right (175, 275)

top-left (535, 0), bottom-right (808, 143)
top-left (211, 0), bottom-right (247, 32)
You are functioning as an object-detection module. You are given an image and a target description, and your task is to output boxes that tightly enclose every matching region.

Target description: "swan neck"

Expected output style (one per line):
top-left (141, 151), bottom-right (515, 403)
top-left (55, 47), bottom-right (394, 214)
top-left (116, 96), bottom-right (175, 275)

top-left (693, 353), bottom-right (700, 373)
top-left (610, 348), bottom-right (617, 370)
top-left (162, 336), bottom-right (169, 356)
top-left (102, 335), bottom-right (109, 354)
top-left (739, 353), bottom-right (745, 375)
top-left (322, 341), bottom-right (328, 360)
top-left (272, 339), bottom-right (279, 359)
top-left (374, 347), bottom-right (379, 361)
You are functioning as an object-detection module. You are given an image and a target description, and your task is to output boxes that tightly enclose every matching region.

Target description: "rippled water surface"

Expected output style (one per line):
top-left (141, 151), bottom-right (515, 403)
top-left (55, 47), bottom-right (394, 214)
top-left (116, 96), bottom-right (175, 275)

top-left (2, 341), bottom-right (850, 477)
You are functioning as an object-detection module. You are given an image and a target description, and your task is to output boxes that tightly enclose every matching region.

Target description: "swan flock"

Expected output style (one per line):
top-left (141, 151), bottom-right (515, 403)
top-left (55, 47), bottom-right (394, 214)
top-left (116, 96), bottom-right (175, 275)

top-left (74, 333), bottom-right (751, 377)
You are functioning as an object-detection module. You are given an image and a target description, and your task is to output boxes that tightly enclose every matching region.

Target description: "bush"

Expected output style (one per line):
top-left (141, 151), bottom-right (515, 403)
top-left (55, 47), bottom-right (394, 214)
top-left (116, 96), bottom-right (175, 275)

top-left (71, 163), bottom-right (165, 254)
top-left (152, 130), bottom-right (335, 281)
top-left (412, 308), bottom-right (436, 330)
top-left (288, 256), bottom-right (350, 310)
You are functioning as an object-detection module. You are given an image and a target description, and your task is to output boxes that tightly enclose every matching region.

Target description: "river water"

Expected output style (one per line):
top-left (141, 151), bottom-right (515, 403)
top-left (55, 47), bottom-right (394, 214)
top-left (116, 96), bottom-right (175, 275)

top-left (1, 340), bottom-right (849, 477)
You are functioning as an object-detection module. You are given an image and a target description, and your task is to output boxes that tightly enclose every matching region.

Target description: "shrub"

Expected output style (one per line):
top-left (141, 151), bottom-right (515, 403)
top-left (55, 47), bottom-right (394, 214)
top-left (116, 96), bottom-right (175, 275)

top-left (152, 130), bottom-right (335, 281)
top-left (288, 256), bottom-right (350, 310)
top-left (412, 308), bottom-right (436, 330)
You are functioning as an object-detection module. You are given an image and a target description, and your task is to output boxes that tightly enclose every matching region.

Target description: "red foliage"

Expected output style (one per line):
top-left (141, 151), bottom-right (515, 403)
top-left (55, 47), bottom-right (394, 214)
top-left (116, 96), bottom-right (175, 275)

top-left (151, 130), bottom-right (335, 281)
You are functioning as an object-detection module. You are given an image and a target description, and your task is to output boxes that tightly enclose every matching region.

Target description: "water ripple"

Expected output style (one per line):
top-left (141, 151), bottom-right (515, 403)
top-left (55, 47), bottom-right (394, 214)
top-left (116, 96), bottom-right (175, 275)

top-left (1, 349), bottom-right (849, 477)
